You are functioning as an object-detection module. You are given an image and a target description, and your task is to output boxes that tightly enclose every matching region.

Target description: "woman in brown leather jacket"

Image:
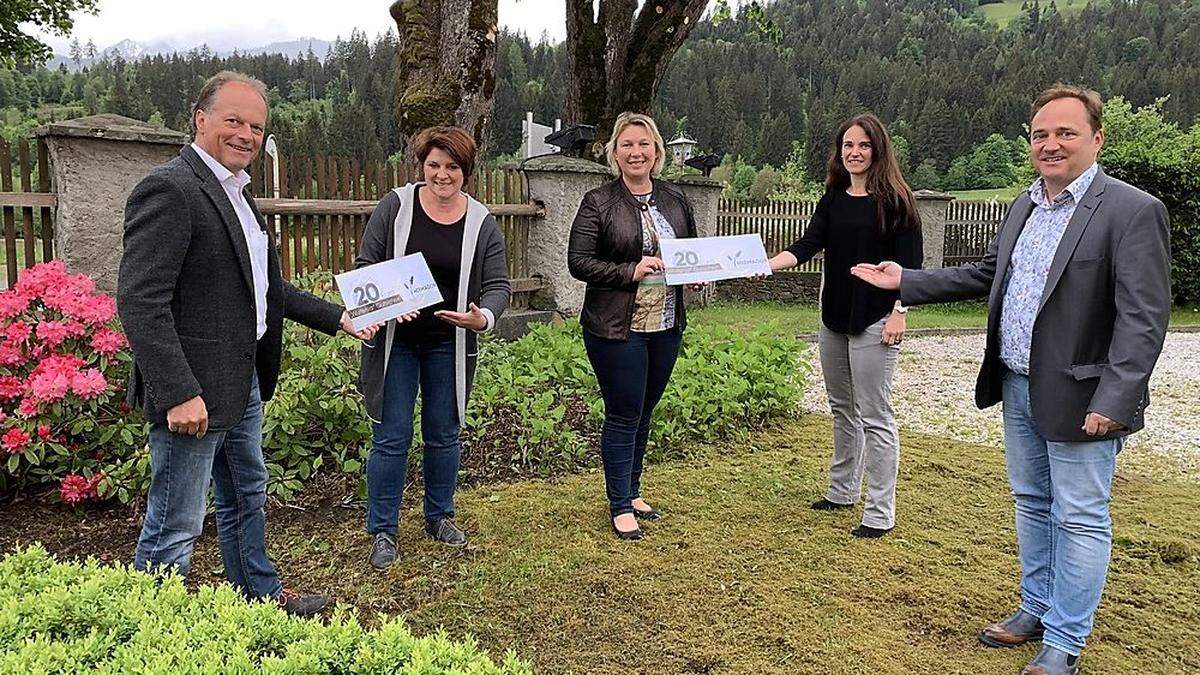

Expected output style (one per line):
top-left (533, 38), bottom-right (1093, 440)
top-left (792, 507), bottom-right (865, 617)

top-left (567, 112), bottom-right (698, 541)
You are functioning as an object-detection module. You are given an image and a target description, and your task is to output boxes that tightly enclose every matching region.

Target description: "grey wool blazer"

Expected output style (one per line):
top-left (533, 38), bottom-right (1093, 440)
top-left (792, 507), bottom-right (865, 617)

top-left (117, 145), bottom-right (344, 430)
top-left (355, 184), bottom-right (511, 424)
top-left (900, 169), bottom-right (1172, 442)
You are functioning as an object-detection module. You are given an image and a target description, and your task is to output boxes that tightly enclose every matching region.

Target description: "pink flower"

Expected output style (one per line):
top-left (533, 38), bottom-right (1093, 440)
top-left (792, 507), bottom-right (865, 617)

top-left (59, 472), bottom-right (102, 504)
top-left (16, 397), bottom-right (38, 417)
top-left (36, 424), bottom-right (52, 441)
top-left (14, 260), bottom-right (68, 297)
top-left (0, 411), bottom-right (6, 424)
top-left (5, 321), bottom-right (31, 344)
top-left (62, 320), bottom-right (87, 338)
top-left (90, 328), bottom-right (128, 356)
top-left (0, 376), bottom-right (22, 400)
top-left (75, 295), bottom-right (117, 326)
top-left (27, 354), bottom-right (85, 403)
top-left (35, 320), bottom-right (71, 347)
top-left (2, 426), bottom-right (31, 454)
top-left (0, 289), bottom-right (31, 320)
top-left (0, 342), bottom-right (24, 367)
top-left (70, 369), bottom-right (107, 399)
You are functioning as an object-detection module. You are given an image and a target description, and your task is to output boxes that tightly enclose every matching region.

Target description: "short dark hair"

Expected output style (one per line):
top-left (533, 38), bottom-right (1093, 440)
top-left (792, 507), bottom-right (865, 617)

top-left (413, 126), bottom-right (477, 179)
top-left (1032, 84), bottom-right (1104, 132)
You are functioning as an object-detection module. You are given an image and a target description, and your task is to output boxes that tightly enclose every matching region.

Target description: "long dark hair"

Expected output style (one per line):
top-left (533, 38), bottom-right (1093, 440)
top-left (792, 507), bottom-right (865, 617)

top-left (825, 113), bottom-right (920, 236)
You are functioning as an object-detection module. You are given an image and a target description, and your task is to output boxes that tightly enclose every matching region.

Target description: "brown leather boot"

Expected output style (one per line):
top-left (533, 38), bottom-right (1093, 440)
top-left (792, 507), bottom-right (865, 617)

top-left (978, 608), bottom-right (1044, 648)
top-left (1021, 645), bottom-right (1080, 675)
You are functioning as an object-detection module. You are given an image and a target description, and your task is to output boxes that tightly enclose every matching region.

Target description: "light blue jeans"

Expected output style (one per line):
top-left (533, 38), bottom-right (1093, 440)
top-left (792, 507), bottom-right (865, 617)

top-left (1002, 372), bottom-right (1122, 656)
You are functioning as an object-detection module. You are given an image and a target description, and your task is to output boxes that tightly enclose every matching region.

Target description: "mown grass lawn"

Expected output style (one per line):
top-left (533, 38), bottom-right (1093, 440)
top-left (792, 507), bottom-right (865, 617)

top-left (245, 416), bottom-right (1200, 674)
top-left (693, 300), bottom-right (1200, 342)
top-left (978, 0), bottom-right (1094, 27)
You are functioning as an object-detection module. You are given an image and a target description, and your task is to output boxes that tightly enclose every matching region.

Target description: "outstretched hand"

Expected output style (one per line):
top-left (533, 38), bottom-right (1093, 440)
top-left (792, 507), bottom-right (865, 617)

top-left (850, 261), bottom-right (903, 290)
top-left (436, 303), bottom-right (488, 331)
top-left (340, 311), bottom-right (384, 341)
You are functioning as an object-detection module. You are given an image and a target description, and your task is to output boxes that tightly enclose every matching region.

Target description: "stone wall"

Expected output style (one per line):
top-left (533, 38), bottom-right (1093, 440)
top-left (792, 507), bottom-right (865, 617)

top-left (714, 271), bottom-right (821, 304)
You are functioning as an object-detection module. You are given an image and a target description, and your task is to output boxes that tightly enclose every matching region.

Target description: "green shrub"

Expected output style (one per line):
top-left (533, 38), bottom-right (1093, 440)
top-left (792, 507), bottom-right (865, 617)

top-left (0, 545), bottom-right (530, 673)
top-left (1099, 97), bottom-right (1200, 305)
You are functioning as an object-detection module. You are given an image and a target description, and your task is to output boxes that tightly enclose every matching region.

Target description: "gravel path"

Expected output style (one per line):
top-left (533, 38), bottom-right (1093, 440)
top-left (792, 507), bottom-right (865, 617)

top-left (799, 332), bottom-right (1200, 481)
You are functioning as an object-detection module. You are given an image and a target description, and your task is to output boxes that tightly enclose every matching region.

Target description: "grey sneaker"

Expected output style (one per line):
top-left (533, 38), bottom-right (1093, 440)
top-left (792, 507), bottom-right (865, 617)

top-left (276, 588), bottom-right (327, 617)
top-left (425, 518), bottom-right (467, 547)
top-left (369, 532), bottom-right (397, 570)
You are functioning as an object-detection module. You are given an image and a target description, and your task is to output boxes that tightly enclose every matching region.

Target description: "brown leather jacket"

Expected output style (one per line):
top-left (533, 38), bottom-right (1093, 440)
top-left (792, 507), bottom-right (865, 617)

top-left (567, 177), bottom-right (698, 339)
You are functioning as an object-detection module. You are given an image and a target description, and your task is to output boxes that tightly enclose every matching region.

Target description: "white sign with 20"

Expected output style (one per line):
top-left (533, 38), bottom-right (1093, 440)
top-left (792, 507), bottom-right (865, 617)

top-left (660, 234), bottom-right (772, 285)
top-left (334, 252), bottom-right (444, 331)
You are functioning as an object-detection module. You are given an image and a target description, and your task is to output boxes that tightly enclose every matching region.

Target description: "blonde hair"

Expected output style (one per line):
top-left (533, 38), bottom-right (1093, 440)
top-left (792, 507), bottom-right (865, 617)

top-left (605, 112), bottom-right (666, 176)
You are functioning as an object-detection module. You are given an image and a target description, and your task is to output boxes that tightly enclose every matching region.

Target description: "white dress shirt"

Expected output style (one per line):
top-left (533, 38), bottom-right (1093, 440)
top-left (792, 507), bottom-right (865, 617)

top-left (191, 143), bottom-right (270, 340)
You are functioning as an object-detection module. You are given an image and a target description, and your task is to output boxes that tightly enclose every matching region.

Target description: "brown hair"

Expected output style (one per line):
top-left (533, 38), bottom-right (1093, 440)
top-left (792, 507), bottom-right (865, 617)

top-left (413, 126), bottom-right (478, 179)
top-left (1032, 84), bottom-right (1104, 132)
top-left (605, 112), bottom-right (667, 176)
top-left (192, 71), bottom-right (269, 127)
top-left (826, 113), bottom-right (920, 235)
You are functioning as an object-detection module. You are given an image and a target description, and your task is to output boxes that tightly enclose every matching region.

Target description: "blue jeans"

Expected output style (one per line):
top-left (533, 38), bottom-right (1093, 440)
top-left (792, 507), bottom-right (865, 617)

top-left (366, 339), bottom-right (461, 535)
top-left (583, 327), bottom-right (682, 517)
top-left (1002, 373), bottom-right (1122, 656)
top-left (134, 373), bottom-right (281, 600)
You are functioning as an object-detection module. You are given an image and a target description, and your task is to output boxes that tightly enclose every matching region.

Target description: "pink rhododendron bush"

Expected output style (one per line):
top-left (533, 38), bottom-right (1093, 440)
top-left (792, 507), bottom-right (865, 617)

top-left (0, 262), bottom-right (149, 504)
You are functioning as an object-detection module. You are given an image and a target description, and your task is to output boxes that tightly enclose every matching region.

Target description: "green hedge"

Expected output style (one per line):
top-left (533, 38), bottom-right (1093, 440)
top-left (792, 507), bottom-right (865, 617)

top-left (1100, 97), bottom-right (1200, 305)
top-left (0, 546), bottom-right (529, 673)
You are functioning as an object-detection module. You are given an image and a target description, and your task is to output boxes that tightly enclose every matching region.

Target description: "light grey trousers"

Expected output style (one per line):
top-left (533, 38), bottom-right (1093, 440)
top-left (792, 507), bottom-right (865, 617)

top-left (818, 316), bottom-right (901, 529)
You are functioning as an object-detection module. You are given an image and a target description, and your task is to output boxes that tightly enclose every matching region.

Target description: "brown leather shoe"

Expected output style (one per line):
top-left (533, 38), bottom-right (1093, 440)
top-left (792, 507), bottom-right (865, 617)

top-left (978, 608), bottom-right (1044, 648)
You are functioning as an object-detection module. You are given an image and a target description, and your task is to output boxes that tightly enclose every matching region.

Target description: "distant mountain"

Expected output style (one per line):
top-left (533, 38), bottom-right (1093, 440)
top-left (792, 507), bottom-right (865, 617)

top-left (45, 36), bottom-right (333, 71)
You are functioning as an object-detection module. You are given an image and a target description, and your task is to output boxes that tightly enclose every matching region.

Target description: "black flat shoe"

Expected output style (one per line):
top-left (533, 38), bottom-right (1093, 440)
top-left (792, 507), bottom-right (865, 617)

top-left (633, 507), bottom-right (663, 521)
top-left (611, 519), bottom-right (644, 541)
top-left (811, 498), bottom-right (853, 511)
top-left (851, 524), bottom-right (892, 538)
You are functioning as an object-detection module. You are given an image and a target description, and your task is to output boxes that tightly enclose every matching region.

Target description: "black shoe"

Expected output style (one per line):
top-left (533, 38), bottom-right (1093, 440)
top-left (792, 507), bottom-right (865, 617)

top-left (369, 532), bottom-right (397, 570)
top-left (811, 498), bottom-right (853, 511)
top-left (611, 517), bottom-right (644, 541)
top-left (425, 518), bottom-right (467, 547)
top-left (276, 588), bottom-right (328, 617)
top-left (851, 524), bottom-right (892, 538)
top-left (633, 506), bottom-right (663, 521)
top-left (1021, 645), bottom-right (1079, 675)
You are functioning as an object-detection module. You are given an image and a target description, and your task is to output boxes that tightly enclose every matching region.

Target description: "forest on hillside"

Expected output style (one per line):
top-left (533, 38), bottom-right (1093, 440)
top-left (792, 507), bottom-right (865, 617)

top-left (1, 0), bottom-right (1198, 193)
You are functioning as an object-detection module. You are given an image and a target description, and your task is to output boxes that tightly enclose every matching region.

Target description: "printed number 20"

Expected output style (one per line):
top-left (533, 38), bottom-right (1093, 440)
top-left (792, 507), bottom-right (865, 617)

top-left (673, 251), bottom-right (699, 266)
top-left (353, 283), bottom-right (380, 306)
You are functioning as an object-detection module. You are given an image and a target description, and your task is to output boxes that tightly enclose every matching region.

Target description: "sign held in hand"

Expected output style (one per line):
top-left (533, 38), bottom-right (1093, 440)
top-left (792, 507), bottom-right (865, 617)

top-left (335, 253), bottom-right (443, 331)
top-left (660, 234), bottom-right (771, 285)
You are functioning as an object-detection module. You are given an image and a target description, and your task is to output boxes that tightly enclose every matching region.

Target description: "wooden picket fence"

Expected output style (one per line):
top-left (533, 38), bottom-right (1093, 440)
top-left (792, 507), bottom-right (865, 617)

top-left (945, 200), bottom-right (1008, 266)
top-left (717, 197), bottom-right (1010, 270)
top-left (716, 198), bottom-right (823, 272)
top-left (0, 138), bottom-right (55, 287)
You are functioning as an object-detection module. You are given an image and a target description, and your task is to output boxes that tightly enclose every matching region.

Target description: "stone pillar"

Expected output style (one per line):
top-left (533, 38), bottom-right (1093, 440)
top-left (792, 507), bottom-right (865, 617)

top-left (37, 114), bottom-right (189, 293)
top-left (675, 174), bottom-right (725, 306)
top-left (914, 190), bottom-right (954, 269)
top-left (521, 155), bottom-right (613, 316)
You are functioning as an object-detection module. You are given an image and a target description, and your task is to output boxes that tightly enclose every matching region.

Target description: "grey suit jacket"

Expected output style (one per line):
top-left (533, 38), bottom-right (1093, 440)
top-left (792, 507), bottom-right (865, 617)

top-left (900, 170), bottom-right (1171, 442)
top-left (117, 145), bottom-right (344, 430)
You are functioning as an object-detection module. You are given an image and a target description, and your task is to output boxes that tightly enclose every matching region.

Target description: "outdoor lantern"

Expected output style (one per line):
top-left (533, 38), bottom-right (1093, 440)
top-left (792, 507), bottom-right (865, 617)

top-left (545, 124), bottom-right (596, 157)
top-left (685, 153), bottom-right (719, 177)
top-left (667, 134), bottom-right (698, 165)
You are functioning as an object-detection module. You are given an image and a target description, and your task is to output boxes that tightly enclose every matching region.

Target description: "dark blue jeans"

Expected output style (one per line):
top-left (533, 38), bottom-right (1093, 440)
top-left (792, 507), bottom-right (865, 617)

top-left (583, 327), bottom-right (682, 517)
top-left (366, 338), bottom-right (461, 535)
top-left (134, 373), bottom-right (282, 600)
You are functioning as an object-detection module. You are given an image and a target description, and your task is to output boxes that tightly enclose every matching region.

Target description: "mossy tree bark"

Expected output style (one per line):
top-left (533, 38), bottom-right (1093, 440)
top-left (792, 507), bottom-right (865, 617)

top-left (565, 0), bottom-right (708, 160)
top-left (391, 0), bottom-right (498, 168)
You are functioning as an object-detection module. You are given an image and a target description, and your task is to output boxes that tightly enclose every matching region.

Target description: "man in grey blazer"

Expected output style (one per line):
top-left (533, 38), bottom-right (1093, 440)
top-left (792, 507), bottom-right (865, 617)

top-left (118, 71), bottom-right (376, 616)
top-left (853, 85), bottom-right (1171, 675)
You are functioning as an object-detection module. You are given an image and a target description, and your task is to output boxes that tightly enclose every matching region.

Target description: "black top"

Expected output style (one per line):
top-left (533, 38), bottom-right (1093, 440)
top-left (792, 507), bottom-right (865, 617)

top-left (394, 186), bottom-right (465, 344)
top-left (786, 189), bottom-right (923, 335)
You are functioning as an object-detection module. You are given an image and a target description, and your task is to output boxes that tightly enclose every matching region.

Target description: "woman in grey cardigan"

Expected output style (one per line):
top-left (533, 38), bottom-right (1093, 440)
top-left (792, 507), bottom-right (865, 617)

top-left (355, 127), bottom-right (510, 570)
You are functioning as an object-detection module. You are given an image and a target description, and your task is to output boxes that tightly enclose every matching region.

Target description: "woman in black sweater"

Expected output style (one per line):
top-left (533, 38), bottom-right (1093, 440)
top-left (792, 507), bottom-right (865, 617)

top-left (768, 112), bottom-right (922, 538)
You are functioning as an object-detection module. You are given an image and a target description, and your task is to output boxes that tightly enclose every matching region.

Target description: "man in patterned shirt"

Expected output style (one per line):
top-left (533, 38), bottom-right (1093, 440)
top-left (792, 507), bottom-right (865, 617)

top-left (852, 85), bottom-right (1171, 675)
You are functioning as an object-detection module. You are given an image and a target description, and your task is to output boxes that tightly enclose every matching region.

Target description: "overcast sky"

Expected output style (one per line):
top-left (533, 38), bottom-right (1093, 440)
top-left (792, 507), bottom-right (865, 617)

top-left (37, 0), bottom-right (571, 52)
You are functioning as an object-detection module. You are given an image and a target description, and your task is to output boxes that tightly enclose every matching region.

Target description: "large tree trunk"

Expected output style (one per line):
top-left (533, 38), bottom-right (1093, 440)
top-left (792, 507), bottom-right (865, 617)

top-left (565, 0), bottom-right (708, 159)
top-left (391, 0), bottom-right (498, 167)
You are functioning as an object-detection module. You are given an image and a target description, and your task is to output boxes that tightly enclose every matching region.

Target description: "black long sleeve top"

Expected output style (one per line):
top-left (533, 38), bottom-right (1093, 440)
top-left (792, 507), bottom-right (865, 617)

top-left (786, 189), bottom-right (924, 335)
